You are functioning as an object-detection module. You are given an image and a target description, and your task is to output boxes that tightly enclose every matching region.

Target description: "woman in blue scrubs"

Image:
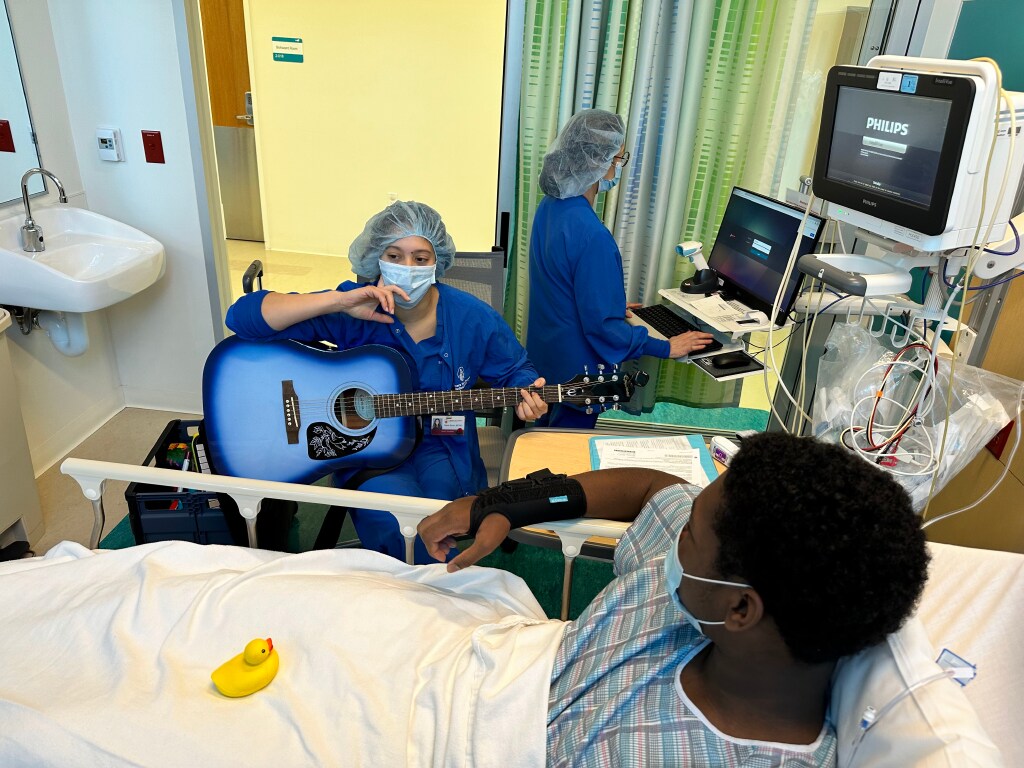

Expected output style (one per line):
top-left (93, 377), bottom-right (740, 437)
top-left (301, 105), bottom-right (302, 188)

top-left (226, 201), bottom-right (547, 562)
top-left (527, 109), bottom-right (714, 428)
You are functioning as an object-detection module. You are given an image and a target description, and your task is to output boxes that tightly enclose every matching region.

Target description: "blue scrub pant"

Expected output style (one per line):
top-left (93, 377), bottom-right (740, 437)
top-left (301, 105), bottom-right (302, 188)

top-left (536, 403), bottom-right (599, 430)
top-left (346, 460), bottom-right (463, 565)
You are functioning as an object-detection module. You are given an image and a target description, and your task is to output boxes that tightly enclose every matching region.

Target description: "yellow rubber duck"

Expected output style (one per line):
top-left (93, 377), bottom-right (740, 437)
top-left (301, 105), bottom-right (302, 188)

top-left (211, 637), bottom-right (280, 697)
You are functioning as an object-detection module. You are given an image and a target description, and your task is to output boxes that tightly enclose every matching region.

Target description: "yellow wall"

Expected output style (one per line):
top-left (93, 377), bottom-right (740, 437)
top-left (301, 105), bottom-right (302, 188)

top-left (245, 1), bottom-right (505, 258)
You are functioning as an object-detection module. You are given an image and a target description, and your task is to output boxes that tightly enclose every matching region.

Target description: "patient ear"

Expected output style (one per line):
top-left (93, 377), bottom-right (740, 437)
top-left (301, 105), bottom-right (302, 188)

top-left (723, 589), bottom-right (764, 633)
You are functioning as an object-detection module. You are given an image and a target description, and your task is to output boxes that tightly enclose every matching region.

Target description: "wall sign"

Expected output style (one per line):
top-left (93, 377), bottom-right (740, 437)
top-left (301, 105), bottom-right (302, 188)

top-left (272, 37), bottom-right (303, 63)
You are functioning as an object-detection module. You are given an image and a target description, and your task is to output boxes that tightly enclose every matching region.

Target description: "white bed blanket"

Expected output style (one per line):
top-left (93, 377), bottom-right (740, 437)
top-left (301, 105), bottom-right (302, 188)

top-left (0, 541), bottom-right (566, 767)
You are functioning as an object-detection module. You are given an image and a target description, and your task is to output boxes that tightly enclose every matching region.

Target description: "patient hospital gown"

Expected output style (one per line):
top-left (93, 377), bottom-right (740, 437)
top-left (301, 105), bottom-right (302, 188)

top-left (547, 484), bottom-right (838, 766)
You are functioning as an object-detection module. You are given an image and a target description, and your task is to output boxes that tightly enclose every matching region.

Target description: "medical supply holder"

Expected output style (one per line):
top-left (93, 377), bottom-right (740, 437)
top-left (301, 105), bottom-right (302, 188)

top-left (124, 419), bottom-right (234, 545)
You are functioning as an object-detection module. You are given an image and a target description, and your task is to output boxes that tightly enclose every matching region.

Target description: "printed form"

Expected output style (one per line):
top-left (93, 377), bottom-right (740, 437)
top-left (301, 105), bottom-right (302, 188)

top-left (588, 435), bottom-right (718, 487)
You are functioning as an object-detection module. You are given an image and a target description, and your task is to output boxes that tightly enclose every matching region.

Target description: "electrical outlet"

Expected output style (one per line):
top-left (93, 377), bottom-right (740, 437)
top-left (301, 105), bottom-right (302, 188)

top-left (955, 326), bottom-right (978, 363)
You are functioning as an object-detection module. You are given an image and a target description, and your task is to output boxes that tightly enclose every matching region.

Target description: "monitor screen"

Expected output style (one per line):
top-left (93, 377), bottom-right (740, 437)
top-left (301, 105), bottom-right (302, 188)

top-left (812, 65), bottom-right (976, 237)
top-left (825, 86), bottom-right (952, 208)
top-left (706, 187), bottom-right (824, 323)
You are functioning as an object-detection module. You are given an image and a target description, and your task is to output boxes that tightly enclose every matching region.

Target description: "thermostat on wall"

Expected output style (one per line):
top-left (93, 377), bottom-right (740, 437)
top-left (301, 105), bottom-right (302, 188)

top-left (96, 127), bottom-right (124, 162)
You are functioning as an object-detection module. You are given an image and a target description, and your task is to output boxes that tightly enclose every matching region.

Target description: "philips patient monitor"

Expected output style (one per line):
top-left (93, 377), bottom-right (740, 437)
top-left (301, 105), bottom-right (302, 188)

top-left (812, 57), bottom-right (1024, 253)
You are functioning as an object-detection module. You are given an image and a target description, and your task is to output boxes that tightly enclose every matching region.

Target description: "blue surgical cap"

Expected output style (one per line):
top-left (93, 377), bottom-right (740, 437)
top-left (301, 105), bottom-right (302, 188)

top-left (348, 201), bottom-right (457, 279)
top-left (538, 109), bottom-right (626, 199)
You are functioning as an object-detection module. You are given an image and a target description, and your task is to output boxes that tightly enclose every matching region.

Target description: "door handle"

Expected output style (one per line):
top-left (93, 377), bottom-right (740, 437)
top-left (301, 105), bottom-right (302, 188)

top-left (236, 115), bottom-right (254, 125)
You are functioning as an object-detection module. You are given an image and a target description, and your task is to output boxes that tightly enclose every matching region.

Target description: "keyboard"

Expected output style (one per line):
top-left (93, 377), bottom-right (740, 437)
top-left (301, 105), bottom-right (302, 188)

top-left (632, 305), bottom-right (723, 352)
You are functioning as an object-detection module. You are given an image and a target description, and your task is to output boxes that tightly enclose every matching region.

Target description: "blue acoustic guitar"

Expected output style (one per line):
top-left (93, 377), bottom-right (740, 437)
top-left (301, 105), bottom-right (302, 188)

top-left (202, 336), bottom-right (648, 484)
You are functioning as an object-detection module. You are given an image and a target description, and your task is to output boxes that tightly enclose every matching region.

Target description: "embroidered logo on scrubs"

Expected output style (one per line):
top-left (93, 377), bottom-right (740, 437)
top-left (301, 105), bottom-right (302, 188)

top-left (454, 365), bottom-right (470, 390)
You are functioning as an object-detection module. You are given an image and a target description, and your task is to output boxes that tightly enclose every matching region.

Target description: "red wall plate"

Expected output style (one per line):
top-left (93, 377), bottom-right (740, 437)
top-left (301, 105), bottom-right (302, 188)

top-left (0, 120), bottom-right (15, 153)
top-left (141, 130), bottom-right (165, 164)
top-left (986, 420), bottom-right (1015, 461)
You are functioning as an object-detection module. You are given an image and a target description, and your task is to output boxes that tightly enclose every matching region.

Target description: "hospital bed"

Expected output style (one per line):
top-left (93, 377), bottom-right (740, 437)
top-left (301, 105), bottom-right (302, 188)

top-left (0, 459), bottom-right (1015, 767)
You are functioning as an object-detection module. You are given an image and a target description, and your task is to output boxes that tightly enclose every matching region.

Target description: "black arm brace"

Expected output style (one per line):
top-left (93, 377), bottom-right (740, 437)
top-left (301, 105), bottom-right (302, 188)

top-left (467, 468), bottom-right (587, 537)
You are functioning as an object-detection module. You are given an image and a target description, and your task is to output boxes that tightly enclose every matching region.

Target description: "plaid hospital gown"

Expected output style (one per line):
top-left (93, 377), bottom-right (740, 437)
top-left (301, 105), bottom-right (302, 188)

top-left (546, 484), bottom-right (837, 767)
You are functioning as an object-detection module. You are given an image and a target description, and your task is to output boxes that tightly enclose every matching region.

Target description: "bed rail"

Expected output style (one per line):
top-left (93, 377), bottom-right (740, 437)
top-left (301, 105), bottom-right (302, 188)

top-left (59, 458), bottom-right (629, 566)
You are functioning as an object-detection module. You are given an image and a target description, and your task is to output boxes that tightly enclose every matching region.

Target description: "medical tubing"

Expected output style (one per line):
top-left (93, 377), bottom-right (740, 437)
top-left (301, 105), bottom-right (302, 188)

top-left (843, 669), bottom-right (961, 768)
top-left (764, 191), bottom-right (818, 431)
top-left (922, 382), bottom-right (1024, 529)
top-left (845, 360), bottom-right (940, 474)
top-left (922, 61), bottom-right (1013, 516)
top-left (792, 278), bottom-right (826, 434)
top-left (982, 218), bottom-right (1020, 256)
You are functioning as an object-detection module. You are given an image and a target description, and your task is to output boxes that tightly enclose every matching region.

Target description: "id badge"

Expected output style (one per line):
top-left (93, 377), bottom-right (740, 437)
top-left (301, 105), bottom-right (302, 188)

top-left (430, 415), bottom-right (465, 436)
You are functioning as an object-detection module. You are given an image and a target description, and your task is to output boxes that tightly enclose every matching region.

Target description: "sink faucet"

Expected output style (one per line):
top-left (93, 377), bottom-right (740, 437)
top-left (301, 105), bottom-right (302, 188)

top-left (21, 168), bottom-right (68, 253)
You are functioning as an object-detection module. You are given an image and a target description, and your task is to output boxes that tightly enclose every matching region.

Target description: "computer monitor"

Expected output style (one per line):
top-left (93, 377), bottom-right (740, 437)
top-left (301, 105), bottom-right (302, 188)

top-left (812, 59), bottom-right (1024, 252)
top-left (706, 187), bottom-right (825, 325)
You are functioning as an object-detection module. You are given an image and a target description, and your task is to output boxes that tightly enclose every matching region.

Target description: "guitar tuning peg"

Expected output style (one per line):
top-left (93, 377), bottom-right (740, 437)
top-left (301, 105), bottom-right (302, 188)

top-left (612, 404), bottom-right (621, 410)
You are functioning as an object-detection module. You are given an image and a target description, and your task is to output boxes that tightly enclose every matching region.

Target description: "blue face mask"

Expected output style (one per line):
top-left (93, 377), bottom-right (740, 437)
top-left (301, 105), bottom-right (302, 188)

top-left (378, 259), bottom-right (436, 309)
top-left (664, 525), bottom-right (750, 635)
top-left (597, 162), bottom-right (622, 193)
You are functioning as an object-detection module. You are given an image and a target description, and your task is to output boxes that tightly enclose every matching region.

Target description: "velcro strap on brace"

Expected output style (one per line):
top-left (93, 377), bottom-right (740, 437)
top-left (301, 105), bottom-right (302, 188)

top-left (467, 468), bottom-right (587, 536)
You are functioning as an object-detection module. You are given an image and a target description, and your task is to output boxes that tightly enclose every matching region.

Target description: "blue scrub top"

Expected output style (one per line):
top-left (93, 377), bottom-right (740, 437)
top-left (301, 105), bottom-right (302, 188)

top-left (526, 195), bottom-right (669, 390)
top-left (226, 281), bottom-right (538, 496)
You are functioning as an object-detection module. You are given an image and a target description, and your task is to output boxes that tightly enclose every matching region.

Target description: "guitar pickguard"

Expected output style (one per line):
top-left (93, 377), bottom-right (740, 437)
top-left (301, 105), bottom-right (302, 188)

top-left (306, 422), bottom-right (376, 461)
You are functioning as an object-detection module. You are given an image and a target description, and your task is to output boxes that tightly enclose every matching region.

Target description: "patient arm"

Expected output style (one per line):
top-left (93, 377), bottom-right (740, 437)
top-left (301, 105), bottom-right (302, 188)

top-left (418, 467), bottom-right (681, 571)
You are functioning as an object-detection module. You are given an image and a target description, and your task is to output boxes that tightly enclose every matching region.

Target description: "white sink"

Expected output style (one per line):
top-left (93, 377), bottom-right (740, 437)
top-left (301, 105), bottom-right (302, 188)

top-left (0, 206), bottom-right (165, 312)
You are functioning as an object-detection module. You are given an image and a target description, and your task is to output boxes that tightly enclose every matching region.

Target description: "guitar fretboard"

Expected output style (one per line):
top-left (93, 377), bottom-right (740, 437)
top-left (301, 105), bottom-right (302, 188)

top-left (371, 385), bottom-right (577, 418)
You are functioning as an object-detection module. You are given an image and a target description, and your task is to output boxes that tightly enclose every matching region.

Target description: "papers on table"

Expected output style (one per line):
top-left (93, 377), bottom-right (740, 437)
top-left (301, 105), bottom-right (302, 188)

top-left (688, 294), bottom-right (745, 321)
top-left (588, 434), bottom-right (718, 488)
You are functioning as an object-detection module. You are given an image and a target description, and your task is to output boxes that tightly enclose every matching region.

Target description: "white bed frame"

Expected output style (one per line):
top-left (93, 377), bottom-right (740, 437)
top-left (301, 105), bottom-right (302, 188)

top-left (60, 458), bottom-right (630, 567)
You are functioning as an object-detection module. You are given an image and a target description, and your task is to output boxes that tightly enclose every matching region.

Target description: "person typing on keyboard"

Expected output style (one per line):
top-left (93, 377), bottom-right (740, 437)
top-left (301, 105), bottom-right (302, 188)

top-left (526, 109), bottom-right (715, 429)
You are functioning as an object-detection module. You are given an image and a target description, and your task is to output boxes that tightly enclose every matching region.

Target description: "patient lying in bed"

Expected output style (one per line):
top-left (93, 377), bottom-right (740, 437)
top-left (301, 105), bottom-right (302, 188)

top-left (0, 434), bottom-right (986, 767)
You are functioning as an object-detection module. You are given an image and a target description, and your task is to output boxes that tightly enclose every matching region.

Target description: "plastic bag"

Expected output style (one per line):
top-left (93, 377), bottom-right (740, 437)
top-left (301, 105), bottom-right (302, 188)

top-left (813, 323), bottom-right (1023, 511)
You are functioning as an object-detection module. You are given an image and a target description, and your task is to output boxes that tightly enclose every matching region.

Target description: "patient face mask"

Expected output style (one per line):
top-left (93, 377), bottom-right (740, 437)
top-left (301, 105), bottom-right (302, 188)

top-left (597, 162), bottom-right (622, 193)
top-left (378, 259), bottom-right (436, 309)
top-left (664, 527), bottom-right (750, 635)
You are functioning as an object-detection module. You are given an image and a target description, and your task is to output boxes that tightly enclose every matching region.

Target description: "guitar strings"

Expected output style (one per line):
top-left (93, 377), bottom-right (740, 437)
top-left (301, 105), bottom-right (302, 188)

top-left (285, 384), bottom-right (619, 411)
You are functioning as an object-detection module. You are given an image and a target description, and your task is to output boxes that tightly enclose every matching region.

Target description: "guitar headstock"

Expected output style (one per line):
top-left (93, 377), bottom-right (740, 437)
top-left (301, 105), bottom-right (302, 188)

top-left (558, 366), bottom-right (650, 413)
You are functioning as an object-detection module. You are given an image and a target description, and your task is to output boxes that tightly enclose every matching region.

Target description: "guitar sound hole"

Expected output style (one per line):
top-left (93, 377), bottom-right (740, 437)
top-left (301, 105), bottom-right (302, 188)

top-left (334, 387), bottom-right (375, 430)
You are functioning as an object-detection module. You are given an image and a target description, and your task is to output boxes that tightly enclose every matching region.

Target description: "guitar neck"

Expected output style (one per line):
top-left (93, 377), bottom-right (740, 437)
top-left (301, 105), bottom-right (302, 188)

top-left (372, 385), bottom-right (563, 418)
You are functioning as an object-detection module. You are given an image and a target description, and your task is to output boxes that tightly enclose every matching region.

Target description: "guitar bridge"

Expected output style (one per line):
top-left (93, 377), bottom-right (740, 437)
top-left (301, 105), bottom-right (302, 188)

top-left (282, 380), bottom-right (300, 444)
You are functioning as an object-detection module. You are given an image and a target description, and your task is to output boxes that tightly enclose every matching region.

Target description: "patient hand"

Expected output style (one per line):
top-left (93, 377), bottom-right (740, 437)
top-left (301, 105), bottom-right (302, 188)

top-left (418, 497), bottom-right (511, 573)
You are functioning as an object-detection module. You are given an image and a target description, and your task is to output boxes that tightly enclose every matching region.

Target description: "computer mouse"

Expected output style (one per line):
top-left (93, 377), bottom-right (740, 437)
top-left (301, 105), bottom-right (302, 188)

top-left (710, 351), bottom-right (750, 370)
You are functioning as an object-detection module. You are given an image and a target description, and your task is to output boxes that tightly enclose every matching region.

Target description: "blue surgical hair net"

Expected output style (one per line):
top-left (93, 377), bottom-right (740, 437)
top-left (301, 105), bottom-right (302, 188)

top-left (538, 109), bottom-right (626, 199)
top-left (348, 200), bottom-right (457, 279)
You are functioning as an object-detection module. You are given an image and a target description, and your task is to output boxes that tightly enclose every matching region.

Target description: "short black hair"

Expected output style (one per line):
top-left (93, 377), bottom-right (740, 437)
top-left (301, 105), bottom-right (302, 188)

top-left (712, 432), bottom-right (929, 664)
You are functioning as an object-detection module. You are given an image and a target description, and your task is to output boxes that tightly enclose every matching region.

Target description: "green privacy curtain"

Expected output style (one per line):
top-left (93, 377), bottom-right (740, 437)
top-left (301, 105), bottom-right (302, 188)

top-left (507, 0), bottom-right (818, 408)
top-left (654, 0), bottom-right (818, 407)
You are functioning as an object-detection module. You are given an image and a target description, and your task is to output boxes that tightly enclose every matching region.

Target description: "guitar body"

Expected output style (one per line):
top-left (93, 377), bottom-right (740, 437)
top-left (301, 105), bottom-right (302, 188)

top-left (203, 337), bottom-right (417, 484)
